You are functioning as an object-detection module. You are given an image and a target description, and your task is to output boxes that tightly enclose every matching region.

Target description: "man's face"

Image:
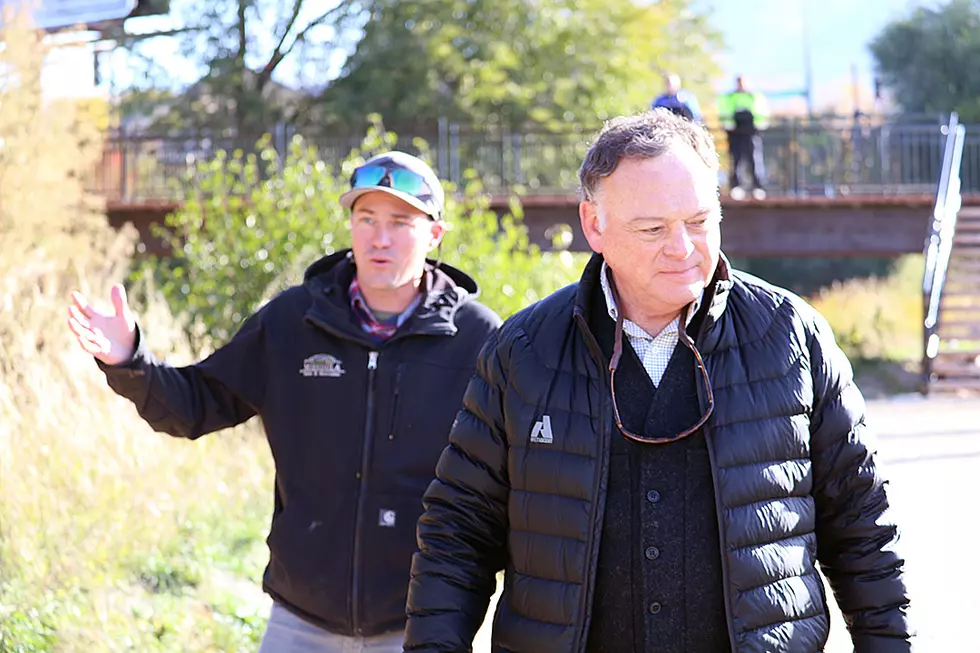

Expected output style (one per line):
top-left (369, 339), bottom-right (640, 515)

top-left (349, 191), bottom-right (445, 293)
top-left (579, 142), bottom-right (721, 321)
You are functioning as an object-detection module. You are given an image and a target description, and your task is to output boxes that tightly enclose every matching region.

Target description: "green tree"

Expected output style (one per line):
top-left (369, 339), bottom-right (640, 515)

top-left (318, 0), bottom-right (722, 131)
top-left (114, 0), bottom-right (720, 134)
top-left (869, 0), bottom-right (980, 121)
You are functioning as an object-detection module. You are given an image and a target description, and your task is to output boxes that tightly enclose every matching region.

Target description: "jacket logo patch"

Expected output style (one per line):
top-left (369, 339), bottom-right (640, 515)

top-left (299, 354), bottom-right (346, 378)
top-left (379, 509), bottom-right (396, 527)
top-left (530, 415), bottom-right (554, 444)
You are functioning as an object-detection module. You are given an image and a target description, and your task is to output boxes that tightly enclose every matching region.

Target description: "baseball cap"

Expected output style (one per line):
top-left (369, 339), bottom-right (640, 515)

top-left (340, 151), bottom-right (445, 220)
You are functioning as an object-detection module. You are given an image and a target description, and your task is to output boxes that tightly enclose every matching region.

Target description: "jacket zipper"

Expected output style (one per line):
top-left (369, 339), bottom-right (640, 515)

top-left (704, 424), bottom-right (738, 652)
top-left (350, 349), bottom-right (379, 634)
top-left (684, 328), bottom-right (738, 652)
top-left (572, 312), bottom-right (613, 653)
top-left (387, 364), bottom-right (403, 440)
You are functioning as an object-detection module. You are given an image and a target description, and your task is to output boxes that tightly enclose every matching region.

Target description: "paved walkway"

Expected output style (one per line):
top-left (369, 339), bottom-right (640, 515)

top-left (472, 395), bottom-right (980, 652)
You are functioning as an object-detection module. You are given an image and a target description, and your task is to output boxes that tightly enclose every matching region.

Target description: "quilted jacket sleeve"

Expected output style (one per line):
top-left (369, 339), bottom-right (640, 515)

top-left (806, 308), bottom-right (914, 653)
top-left (404, 329), bottom-right (512, 652)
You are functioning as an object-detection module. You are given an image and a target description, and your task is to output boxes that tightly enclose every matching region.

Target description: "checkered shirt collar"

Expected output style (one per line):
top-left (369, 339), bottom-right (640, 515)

top-left (349, 276), bottom-right (422, 340)
top-left (600, 262), bottom-right (703, 339)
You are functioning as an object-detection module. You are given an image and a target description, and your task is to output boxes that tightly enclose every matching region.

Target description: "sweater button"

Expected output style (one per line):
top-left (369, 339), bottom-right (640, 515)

top-left (644, 546), bottom-right (660, 560)
top-left (646, 489), bottom-right (661, 503)
top-left (648, 601), bottom-right (662, 615)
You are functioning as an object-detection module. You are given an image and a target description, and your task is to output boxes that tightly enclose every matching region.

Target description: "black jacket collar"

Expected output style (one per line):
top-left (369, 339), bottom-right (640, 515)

top-left (302, 249), bottom-right (479, 344)
top-left (573, 251), bottom-right (734, 353)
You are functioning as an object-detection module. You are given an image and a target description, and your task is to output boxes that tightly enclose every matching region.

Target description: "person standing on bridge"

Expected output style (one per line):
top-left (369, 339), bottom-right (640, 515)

top-left (718, 74), bottom-right (770, 200)
top-left (651, 73), bottom-right (703, 123)
top-left (67, 151), bottom-right (501, 652)
top-left (403, 110), bottom-right (913, 653)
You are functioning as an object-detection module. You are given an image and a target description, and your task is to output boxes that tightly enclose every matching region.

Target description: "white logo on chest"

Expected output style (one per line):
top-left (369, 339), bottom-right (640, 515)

top-left (530, 415), bottom-right (554, 444)
top-left (299, 354), bottom-right (346, 378)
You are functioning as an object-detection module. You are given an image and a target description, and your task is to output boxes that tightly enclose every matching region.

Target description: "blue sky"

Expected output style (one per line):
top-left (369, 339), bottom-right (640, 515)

top-left (694, 0), bottom-right (927, 112)
top-left (42, 0), bottom-right (928, 113)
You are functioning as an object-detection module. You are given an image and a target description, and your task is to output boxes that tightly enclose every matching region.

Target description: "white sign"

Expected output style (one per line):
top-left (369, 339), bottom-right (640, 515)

top-left (0, 0), bottom-right (137, 31)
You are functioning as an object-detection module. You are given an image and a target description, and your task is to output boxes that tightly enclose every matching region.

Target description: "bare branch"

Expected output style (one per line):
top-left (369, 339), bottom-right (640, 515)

top-left (261, 0), bottom-right (306, 87)
top-left (257, 0), bottom-right (358, 88)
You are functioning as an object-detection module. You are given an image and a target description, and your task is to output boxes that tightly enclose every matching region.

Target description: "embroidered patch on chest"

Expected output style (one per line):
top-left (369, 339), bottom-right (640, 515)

top-left (299, 354), bottom-right (346, 378)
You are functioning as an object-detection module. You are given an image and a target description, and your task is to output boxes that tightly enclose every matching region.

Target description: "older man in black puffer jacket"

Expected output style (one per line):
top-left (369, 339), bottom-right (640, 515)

top-left (404, 110), bottom-right (913, 653)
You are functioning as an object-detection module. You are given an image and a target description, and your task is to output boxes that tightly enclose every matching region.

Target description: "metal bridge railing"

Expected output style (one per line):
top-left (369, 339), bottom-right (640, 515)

top-left (87, 116), bottom-right (980, 203)
top-left (922, 113), bottom-right (967, 389)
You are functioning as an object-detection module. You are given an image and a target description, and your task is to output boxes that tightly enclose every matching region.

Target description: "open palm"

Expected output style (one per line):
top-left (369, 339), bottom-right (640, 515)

top-left (67, 284), bottom-right (137, 366)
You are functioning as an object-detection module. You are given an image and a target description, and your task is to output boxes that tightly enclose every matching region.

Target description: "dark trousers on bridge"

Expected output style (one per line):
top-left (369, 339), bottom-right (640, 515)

top-left (727, 132), bottom-right (765, 191)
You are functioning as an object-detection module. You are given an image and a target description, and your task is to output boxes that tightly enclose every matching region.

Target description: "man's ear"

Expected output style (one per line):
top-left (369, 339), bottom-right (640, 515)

top-left (428, 220), bottom-right (447, 251)
top-left (580, 200), bottom-right (604, 254)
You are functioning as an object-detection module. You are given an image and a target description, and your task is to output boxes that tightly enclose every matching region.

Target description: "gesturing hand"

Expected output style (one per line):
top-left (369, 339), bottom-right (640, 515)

top-left (68, 283), bottom-right (137, 366)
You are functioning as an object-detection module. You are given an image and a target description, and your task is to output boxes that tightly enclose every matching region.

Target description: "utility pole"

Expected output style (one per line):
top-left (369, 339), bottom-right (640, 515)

top-left (851, 63), bottom-right (860, 118)
top-left (802, 0), bottom-right (814, 117)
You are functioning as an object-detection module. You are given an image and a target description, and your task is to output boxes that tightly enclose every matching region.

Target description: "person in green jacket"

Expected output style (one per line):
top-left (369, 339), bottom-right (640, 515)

top-left (717, 75), bottom-right (770, 199)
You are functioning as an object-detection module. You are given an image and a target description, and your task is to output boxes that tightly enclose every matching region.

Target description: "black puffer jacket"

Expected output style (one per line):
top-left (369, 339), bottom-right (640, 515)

top-left (405, 254), bottom-right (912, 653)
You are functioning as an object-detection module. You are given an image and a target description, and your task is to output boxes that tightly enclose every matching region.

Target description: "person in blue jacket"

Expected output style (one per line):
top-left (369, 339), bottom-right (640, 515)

top-left (652, 73), bottom-right (703, 123)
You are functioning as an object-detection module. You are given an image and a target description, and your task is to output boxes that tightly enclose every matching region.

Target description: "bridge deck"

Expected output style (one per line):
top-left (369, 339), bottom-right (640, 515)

top-left (496, 193), bottom-right (980, 257)
top-left (105, 193), bottom-right (980, 258)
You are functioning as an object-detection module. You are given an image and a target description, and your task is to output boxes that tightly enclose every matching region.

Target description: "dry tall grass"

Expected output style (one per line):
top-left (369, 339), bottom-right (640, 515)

top-left (809, 255), bottom-right (925, 362)
top-left (0, 12), bottom-right (272, 652)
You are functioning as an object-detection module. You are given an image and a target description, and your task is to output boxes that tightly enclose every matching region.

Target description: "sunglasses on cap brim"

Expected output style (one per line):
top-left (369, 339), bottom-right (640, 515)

top-left (351, 164), bottom-right (434, 198)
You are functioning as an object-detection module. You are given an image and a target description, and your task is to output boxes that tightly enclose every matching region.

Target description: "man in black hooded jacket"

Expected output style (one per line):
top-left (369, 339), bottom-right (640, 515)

top-left (404, 111), bottom-right (913, 653)
top-left (68, 151), bottom-right (501, 652)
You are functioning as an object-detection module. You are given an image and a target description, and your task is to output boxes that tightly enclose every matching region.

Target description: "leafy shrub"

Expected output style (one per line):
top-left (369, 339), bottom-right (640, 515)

top-left (809, 255), bottom-right (924, 361)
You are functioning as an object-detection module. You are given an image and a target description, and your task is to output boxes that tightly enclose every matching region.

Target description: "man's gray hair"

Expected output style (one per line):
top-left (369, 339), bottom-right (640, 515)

top-left (578, 109), bottom-right (720, 201)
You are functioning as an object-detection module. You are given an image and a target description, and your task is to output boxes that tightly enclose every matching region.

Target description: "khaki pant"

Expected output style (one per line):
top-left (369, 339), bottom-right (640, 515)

top-left (257, 602), bottom-right (404, 653)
